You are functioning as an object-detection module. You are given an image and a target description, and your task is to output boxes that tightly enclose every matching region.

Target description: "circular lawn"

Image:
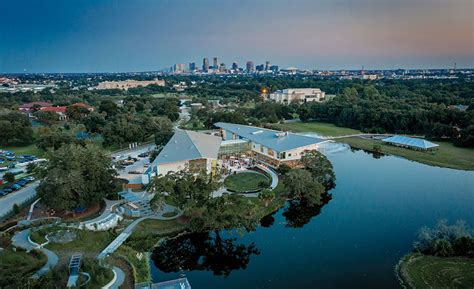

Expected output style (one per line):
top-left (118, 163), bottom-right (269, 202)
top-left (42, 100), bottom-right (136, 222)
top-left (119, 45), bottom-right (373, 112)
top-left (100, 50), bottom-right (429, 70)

top-left (224, 171), bottom-right (269, 193)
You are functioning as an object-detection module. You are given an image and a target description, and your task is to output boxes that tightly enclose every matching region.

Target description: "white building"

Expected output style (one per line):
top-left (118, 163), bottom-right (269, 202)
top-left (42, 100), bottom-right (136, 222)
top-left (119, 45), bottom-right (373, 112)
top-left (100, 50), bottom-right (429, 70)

top-left (142, 130), bottom-right (222, 184)
top-left (268, 88), bottom-right (326, 104)
top-left (96, 79), bottom-right (165, 90)
top-left (215, 122), bottom-right (325, 167)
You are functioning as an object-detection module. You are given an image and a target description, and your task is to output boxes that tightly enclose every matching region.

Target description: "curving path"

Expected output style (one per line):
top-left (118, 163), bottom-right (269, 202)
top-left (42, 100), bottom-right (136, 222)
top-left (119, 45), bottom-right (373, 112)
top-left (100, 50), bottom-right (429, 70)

top-left (212, 164), bottom-right (279, 198)
top-left (11, 228), bottom-right (59, 279)
top-left (102, 266), bottom-right (125, 289)
top-left (97, 204), bottom-right (182, 260)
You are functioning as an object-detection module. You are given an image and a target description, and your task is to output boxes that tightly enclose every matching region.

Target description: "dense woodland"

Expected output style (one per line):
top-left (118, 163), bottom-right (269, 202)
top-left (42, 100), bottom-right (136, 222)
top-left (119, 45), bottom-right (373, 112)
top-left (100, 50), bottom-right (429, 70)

top-left (0, 75), bottom-right (473, 148)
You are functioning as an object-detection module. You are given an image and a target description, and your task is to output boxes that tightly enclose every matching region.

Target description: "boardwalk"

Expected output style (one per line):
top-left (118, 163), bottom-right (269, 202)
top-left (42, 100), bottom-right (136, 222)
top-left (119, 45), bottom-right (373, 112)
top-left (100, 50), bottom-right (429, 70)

top-left (97, 204), bottom-right (181, 259)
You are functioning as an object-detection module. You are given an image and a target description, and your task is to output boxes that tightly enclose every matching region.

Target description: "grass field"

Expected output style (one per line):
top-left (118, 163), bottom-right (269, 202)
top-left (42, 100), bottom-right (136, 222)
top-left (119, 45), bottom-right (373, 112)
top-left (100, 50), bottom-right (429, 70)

top-left (399, 253), bottom-right (474, 289)
top-left (339, 137), bottom-right (474, 171)
top-left (0, 249), bottom-right (47, 286)
top-left (2, 143), bottom-right (45, 158)
top-left (224, 172), bottom-right (269, 192)
top-left (40, 227), bottom-right (116, 256)
top-left (274, 121), bottom-right (362, 136)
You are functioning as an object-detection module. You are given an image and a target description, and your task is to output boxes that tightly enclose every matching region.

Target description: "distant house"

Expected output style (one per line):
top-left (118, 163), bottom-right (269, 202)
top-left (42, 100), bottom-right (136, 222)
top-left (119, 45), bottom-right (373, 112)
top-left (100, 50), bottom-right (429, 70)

top-left (382, 135), bottom-right (439, 151)
top-left (268, 88), bottom-right (326, 104)
top-left (40, 106), bottom-right (68, 120)
top-left (70, 102), bottom-right (94, 112)
top-left (36, 103), bottom-right (94, 121)
top-left (96, 79), bottom-right (165, 90)
top-left (19, 101), bottom-right (53, 117)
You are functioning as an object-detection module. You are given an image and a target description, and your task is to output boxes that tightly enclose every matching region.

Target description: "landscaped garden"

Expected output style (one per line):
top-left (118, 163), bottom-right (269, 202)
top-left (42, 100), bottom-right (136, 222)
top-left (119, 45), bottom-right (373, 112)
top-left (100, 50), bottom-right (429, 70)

top-left (224, 171), bottom-right (270, 193)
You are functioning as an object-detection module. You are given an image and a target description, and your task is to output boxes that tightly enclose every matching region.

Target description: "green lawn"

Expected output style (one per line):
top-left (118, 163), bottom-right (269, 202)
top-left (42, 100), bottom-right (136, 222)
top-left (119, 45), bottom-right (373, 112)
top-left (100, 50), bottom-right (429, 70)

top-left (339, 137), bottom-right (474, 171)
top-left (40, 227), bottom-right (116, 256)
top-left (399, 253), bottom-right (474, 289)
top-left (3, 144), bottom-right (45, 158)
top-left (0, 249), bottom-right (47, 287)
top-left (224, 172), bottom-right (269, 192)
top-left (274, 121), bottom-right (362, 136)
top-left (115, 245), bottom-right (151, 283)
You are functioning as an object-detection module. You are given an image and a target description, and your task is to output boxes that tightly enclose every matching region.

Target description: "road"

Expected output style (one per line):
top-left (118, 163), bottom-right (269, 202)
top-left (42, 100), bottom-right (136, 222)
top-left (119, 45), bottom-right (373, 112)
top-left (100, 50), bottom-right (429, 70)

top-left (0, 181), bottom-right (39, 218)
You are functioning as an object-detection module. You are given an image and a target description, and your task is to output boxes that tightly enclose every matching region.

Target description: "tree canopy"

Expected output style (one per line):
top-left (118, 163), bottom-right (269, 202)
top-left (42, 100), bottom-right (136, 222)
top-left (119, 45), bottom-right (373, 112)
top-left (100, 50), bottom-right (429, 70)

top-left (37, 144), bottom-right (117, 210)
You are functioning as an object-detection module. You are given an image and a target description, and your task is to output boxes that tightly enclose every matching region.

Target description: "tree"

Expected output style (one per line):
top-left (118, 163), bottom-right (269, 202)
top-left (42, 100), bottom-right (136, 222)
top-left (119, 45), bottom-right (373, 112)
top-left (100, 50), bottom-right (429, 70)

top-left (300, 150), bottom-right (336, 189)
top-left (150, 192), bottom-right (165, 212)
top-left (413, 219), bottom-right (473, 256)
top-left (3, 172), bottom-right (15, 183)
top-left (258, 189), bottom-right (275, 207)
top-left (298, 105), bottom-right (311, 121)
top-left (454, 125), bottom-right (474, 147)
top-left (0, 111), bottom-right (33, 145)
top-left (152, 117), bottom-right (173, 146)
top-left (151, 231), bottom-right (260, 277)
top-left (34, 110), bottom-right (59, 122)
top-left (83, 112), bottom-right (106, 133)
top-left (37, 144), bottom-right (117, 210)
top-left (98, 99), bottom-right (119, 118)
top-left (276, 163), bottom-right (291, 175)
top-left (283, 169), bottom-right (325, 206)
top-left (12, 204), bottom-right (20, 215)
top-left (35, 125), bottom-right (75, 151)
top-left (431, 239), bottom-right (454, 257)
top-left (66, 105), bottom-right (90, 121)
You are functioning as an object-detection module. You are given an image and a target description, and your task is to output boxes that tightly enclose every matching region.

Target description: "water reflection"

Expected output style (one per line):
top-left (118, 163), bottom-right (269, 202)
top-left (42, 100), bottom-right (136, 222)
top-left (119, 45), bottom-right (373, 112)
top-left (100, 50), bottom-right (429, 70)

top-left (283, 194), bottom-right (332, 228)
top-left (151, 231), bottom-right (260, 277)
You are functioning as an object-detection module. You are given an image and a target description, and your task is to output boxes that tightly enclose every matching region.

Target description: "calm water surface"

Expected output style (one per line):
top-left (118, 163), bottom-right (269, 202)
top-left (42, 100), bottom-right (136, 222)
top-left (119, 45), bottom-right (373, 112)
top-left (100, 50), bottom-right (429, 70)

top-left (151, 143), bottom-right (474, 289)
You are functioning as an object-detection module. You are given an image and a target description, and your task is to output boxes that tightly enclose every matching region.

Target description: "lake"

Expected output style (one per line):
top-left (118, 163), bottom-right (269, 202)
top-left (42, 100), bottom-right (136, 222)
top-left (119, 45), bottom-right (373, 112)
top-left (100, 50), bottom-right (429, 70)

top-left (150, 143), bottom-right (474, 289)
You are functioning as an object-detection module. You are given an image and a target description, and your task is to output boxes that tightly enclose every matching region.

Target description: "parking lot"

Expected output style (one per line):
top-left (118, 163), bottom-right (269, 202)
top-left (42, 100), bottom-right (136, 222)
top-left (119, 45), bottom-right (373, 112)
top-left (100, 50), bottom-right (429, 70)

top-left (112, 143), bottom-right (157, 185)
top-left (0, 149), bottom-right (40, 199)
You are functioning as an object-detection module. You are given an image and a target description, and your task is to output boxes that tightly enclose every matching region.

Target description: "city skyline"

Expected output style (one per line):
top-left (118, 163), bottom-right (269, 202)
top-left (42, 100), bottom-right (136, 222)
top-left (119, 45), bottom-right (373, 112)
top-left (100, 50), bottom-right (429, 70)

top-left (1, 0), bottom-right (473, 73)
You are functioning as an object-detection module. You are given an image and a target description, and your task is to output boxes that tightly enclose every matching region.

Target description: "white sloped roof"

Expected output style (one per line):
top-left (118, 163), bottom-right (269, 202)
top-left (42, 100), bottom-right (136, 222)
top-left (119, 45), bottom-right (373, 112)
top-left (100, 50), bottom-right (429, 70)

top-left (153, 129), bottom-right (221, 165)
top-left (382, 135), bottom-right (439, 149)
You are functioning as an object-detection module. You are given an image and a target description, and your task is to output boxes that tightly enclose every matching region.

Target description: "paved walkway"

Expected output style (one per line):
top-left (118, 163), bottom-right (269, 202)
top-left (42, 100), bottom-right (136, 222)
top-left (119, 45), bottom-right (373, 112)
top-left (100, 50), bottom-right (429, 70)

top-left (27, 198), bottom-right (41, 221)
top-left (11, 228), bottom-right (59, 279)
top-left (98, 204), bottom-right (181, 259)
top-left (79, 199), bottom-right (124, 231)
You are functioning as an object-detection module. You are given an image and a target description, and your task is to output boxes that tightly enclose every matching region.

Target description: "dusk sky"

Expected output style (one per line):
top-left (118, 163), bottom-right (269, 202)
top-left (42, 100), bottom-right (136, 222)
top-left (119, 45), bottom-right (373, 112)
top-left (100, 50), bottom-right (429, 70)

top-left (1, 0), bottom-right (473, 73)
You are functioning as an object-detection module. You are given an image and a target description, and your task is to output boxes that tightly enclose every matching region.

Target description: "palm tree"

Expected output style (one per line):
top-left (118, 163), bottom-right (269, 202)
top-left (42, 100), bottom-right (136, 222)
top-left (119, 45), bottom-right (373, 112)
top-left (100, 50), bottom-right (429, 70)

top-left (259, 189), bottom-right (275, 207)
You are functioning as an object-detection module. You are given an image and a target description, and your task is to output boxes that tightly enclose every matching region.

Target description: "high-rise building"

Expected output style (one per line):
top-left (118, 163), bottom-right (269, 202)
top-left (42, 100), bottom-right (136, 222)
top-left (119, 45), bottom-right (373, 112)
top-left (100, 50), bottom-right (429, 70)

top-left (265, 61), bottom-right (270, 71)
top-left (232, 62), bottom-right (238, 70)
top-left (256, 64), bottom-right (264, 72)
top-left (203, 58), bottom-right (209, 72)
top-left (174, 63), bottom-right (186, 73)
top-left (270, 65), bottom-right (279, 73)
top-left (246, 61), bottom-right (255, 72)
top-left (213, 57), bottom-right (218, 69)
top-left (189, 62), bottom-right (196, 71)
top-left (219, 63), bottom-right (226, 72)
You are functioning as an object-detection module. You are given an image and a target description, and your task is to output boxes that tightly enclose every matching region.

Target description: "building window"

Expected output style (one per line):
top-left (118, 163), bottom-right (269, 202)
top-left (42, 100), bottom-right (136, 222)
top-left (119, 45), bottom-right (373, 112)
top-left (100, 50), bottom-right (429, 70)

top-left (268, 149), bottom-right (274, 157)
top-left (260, 146), bottom-right (264, 153)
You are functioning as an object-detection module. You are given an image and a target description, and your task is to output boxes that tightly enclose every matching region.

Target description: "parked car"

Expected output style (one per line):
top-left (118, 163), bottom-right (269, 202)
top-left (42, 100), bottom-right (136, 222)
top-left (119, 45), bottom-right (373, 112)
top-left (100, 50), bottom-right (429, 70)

top-left (25, 176), bottom-right (35, 181)
top-left (11, 184), bottom-right (21, 190)
top-left (138, 152), bottom-right (149, 158)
